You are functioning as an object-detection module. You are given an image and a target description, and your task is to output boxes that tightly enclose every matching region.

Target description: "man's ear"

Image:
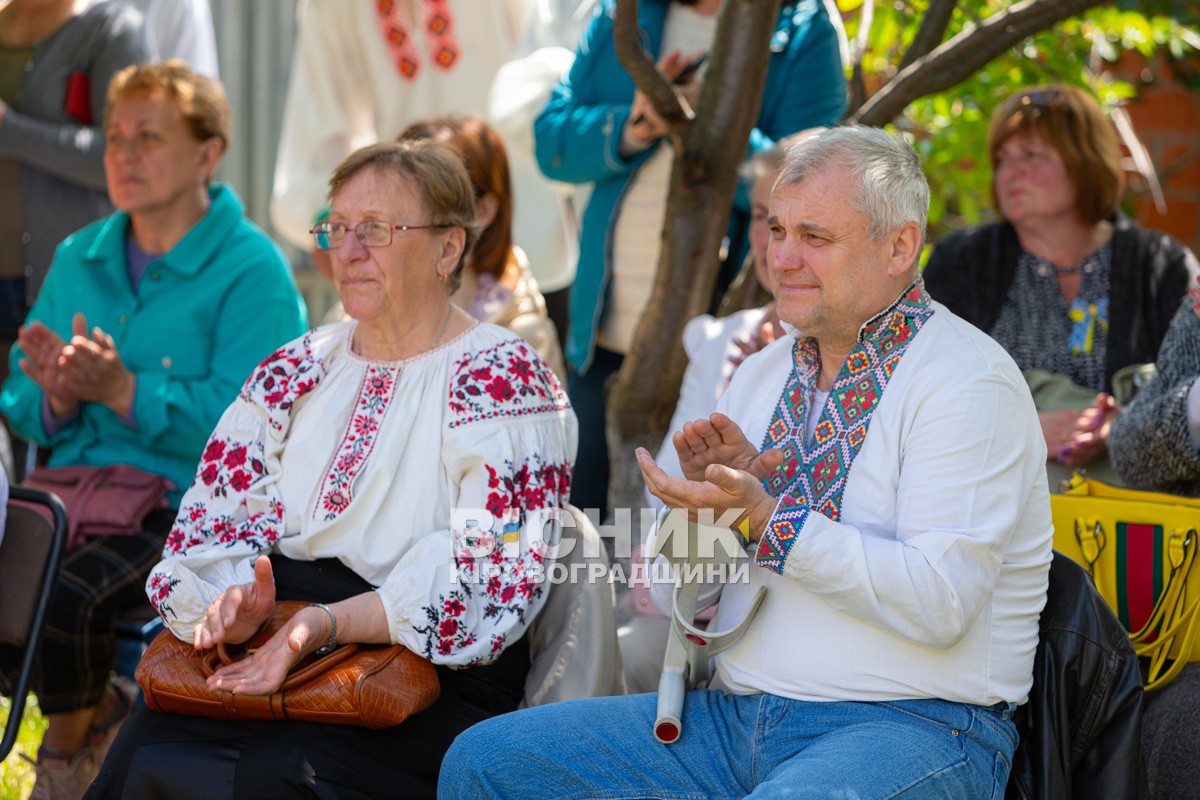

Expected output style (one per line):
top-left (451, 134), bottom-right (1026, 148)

top-left (887, 221), bottom-right (923, 278)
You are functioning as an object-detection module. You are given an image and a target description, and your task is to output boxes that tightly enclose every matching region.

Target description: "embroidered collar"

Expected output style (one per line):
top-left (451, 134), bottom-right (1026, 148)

top-left (761, 279), bottom-right (934, 519)
top-left (755, 280), bottom-right (933, 571)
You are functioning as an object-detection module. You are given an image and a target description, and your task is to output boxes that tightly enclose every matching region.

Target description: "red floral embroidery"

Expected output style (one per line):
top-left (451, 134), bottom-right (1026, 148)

top-left (483, 455), bottom-right (572, 528)
top-left (194, 434), bottom-right (266, 499)
top-left (414, 451), bottom-right (571, 665)
top-left (448, 339), bottom-right (569, 428)
top-left (148, 573), bottom-right (181, 619)
top-left (485, 376), bottom-right (515, 402)
top-left (223, 445), bottom-right (248, 471)
top-left (313, 364), bottom-right (400, 522)
top-left (240, 333), bottom-right (322, 432)
top-left (203, 440), bottom-right (226, 463)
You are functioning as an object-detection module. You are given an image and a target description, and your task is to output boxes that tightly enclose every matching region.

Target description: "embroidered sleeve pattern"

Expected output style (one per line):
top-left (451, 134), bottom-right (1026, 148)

top-left (240, 333), bottom-right (322, 432)
top-left (447, 338), bottom-right (570, 428)
top-left (411, 451), bottom-right (573, 666)
top-left (147, 334), bottom-right (325, 629)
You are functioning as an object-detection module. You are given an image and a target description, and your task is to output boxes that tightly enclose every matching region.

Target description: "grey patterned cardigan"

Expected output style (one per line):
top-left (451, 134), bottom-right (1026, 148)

top-left (923, 214), bottom-right (1198, 393)
top-left (1109, 298), bottom-right (1200, 496)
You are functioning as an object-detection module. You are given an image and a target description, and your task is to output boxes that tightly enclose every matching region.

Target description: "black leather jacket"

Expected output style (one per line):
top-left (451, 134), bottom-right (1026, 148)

top-left (1006, 553), bottom-right (1149, 799)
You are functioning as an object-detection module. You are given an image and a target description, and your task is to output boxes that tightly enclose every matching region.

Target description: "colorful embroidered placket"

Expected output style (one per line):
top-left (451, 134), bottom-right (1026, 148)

top-left (755, 282), bottom-right (935, 573)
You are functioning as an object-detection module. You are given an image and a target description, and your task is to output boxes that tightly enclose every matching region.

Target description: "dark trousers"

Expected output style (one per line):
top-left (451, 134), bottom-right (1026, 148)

top-left (566, 346), bottom-right (624, 521)
top-left (88, 556), bottom-right (531, 800)
top-left (0, 509), bottom-right (175, 713)
top-left (542, 286), bottom-right (570, 355)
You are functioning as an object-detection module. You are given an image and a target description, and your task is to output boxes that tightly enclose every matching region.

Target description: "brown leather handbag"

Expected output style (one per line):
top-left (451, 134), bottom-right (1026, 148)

top-left (135, 601), bottom-right (440, 729)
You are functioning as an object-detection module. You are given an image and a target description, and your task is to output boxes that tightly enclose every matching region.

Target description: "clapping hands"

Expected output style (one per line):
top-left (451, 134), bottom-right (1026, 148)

top-left (17, 312), bottom-right (135, 417)
top-left (638, 413), bottom-right (783, 542)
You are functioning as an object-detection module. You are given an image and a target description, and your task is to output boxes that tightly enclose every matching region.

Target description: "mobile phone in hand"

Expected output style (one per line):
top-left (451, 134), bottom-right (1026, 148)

top-left (672, 53), bottom-right (708, 85)
top-left (630, 53), bottom-right (709, 126)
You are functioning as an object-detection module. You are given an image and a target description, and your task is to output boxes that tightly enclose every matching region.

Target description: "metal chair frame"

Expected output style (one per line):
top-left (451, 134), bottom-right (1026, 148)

top-left (0, 486), bottom-right (68, 761)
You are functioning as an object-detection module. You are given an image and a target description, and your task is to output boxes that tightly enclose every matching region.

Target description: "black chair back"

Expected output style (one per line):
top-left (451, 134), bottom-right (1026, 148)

top-left (0, 486), bottom-right (67, 761)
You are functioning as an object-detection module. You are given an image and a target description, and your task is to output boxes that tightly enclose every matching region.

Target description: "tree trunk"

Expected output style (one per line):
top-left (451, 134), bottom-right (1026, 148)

top-left (606, 0), bottom-right (783, 518)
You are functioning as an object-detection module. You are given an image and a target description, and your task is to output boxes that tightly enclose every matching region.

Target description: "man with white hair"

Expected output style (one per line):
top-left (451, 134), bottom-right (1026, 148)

top-left (438, 126), bottom-right (1053, 799)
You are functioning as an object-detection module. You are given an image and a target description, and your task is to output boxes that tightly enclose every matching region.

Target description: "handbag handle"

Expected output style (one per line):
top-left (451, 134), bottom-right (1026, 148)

top-left (1073, 519), bottom-right (1200, 691)
top-left (1130, 527), bottom-right (1200, 690)
top-left (205, 640), bottom-right (363, 691)
top-left (1074, 517), bottom-right (1106, 576)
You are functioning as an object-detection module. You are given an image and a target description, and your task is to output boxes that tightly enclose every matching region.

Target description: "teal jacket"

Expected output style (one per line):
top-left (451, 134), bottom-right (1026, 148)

top-left (534, 0), bottom-right (846, 372)
top-left (0, 183), bottom-right (308, 503)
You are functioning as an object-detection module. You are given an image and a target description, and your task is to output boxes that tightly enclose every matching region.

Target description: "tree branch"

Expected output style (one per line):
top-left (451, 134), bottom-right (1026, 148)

top-left (851, 0), bottom-right (1104, 126)
top-left (613, 0), bottom-right (691, 126)
top-left (843, 0), bottom-right (874, 116)
top-left (606, 0), bottom-right (782, 512)
top-left (898, 0), bottom-right (958, 70)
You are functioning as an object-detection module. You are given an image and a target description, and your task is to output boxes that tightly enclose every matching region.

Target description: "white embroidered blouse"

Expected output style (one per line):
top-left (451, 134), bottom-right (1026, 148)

top-left (147, 320), bottom-right (578, 667)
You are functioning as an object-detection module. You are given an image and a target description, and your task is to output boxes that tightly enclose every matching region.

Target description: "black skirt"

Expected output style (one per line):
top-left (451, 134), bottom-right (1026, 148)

top-left (86, 555), bottom-right (530, 800)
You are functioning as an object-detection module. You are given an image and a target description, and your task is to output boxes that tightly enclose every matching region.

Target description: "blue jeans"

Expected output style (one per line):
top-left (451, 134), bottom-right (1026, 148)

top-left (438, 690), bottom-right (1017, 799)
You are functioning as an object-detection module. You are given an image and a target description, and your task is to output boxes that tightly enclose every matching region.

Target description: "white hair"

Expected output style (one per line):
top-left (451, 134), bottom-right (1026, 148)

top-left (777, 125), bottom-right (929, 242)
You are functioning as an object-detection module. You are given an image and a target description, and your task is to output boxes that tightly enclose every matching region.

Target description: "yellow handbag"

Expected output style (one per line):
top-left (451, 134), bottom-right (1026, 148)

top-left (1051, 473), bottom-right (1200, 690)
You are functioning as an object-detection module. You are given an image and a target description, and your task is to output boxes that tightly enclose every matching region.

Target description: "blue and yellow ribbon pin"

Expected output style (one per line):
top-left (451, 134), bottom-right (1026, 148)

top-left (1067, 296), bottom-right (1109, 355)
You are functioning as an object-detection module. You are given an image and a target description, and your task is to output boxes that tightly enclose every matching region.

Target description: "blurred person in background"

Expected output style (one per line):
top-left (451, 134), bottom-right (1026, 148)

top-left (535, 0), bottom-right (845, 519)
top-left (1108, 284), bottom-right (1200, 800)
top-left (0, 0), bottom-right (150, 377)
top-left (271, 0), bottom-right (580, 330)
top-left (0, 61), bottom-right (306, 800)
top-left (924, 84), bottom-right (1198, 489)
top-left (128, 0), bottom-right (219, 78)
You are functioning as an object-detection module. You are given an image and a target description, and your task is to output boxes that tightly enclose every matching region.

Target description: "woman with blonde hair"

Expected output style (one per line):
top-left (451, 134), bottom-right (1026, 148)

top-left (0, 60), bottom-right (306, 799)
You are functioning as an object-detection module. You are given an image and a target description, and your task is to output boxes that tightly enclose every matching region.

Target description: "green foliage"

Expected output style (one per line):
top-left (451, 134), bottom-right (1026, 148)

top-left (838, 0), bottom-right (1200, 244)
top-left (0, 695), bottom-right (44, 800)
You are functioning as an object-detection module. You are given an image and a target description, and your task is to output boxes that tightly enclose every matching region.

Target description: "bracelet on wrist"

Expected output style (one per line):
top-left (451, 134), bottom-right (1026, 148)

top-left (306, 602), bottom-right (338, 656)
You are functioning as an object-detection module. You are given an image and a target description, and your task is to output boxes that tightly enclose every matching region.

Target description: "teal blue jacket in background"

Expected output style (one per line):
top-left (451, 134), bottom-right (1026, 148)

top-left (0, 183), bottom-right (308, 504)
top-left (534, 0), bottom-right (846, 372)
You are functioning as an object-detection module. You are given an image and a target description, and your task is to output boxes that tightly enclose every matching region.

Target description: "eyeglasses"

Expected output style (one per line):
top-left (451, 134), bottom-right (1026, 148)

top-left (309, 220), bottom-right (449, 250)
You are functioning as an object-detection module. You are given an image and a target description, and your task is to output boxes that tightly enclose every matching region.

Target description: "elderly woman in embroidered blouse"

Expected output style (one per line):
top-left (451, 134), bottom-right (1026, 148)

top-left (92, 139), bottom-right (577, 800)
top-left (923, 85), bottom-right (1197, 480)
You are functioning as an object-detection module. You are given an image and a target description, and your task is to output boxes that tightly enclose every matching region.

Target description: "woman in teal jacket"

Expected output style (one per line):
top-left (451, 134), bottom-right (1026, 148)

top-left (534, 0), bottom-right (845, 515)
top-left (0, 61), bottom-right (306, 798)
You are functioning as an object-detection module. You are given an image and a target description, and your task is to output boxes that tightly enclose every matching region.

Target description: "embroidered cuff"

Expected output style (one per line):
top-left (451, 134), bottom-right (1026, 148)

top-left (755, 496), bottom-right (809, 575)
